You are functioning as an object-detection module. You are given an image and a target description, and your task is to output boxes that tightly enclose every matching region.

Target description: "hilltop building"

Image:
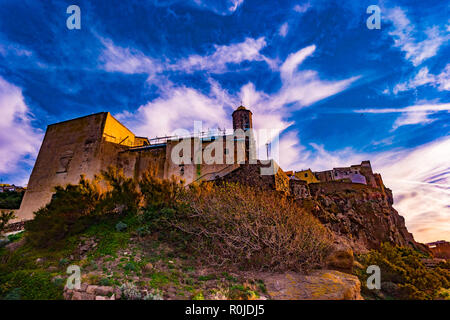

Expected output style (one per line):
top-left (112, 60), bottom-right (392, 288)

top-left (17, 106), bottom-right (260, 220)
top-left (314, 161), bottom-right (377, 187)
top-left (16, 106), bottom-right (390, 221)
top-left (0, 184), bottom-right (25, 193)
top-left (293, 169), bottom-right (320, 184)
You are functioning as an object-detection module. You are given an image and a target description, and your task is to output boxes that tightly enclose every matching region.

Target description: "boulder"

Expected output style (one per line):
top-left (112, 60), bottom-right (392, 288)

top-left (86, 285), bottom-right (99, 295)
top-left (5, 238), bottom-right (25, 252)
top-left (263, 270), bottom-right (363, 300)
top-left (72, 291), bottom-right (95, 300)
top-left (143, 263), bottom-right (153, 272)
top-left (95, 286), bottom-right (114, 296)
top-left (326, 244), bottom-right (354, 273)
top-left (114, 287), bottom-right (122, 300)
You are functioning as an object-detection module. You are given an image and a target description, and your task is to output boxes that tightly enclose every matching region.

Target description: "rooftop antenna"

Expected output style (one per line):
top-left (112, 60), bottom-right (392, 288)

top-left (265, 141), bottom-right (270, 160)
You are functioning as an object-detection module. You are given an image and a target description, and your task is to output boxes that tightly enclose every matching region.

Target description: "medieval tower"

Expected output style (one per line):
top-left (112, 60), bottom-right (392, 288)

top-left (232, 105), bottom-right (253, 131)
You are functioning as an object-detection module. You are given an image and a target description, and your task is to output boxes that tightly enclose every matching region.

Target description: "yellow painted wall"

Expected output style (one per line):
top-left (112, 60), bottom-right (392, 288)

top-left (102, 113), bottom-right (136, 147)
top-left (294, 169), bottom-right (320, 184)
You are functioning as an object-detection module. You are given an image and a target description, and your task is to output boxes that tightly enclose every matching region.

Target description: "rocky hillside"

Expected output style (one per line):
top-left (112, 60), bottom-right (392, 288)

top-left (302, 181), bottom-right (428, 253)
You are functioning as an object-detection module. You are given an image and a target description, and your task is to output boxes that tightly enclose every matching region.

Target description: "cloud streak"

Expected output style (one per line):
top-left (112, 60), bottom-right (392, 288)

top-left (386, 7), bottom-right (449, 66)
top-left (393, 64), bottom-right (450, 94)
top-left (355, 102), bottom-right (450, 129)
top-left (0, 76), bottom-right (43, 185)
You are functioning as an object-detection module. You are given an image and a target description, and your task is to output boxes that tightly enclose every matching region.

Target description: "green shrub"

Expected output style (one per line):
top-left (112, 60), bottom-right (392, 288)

top-left (0, 270), bottom-right (63, 300)
top-left (0, 211), bottom-right (16, 235)
top-left (139, 171), bottom-right (185, 210)
top-left (355, 243), bottom-right (450, 300)
top-left (7, 231), bottom-right (24, 242)
top-left (143, 289), bottom-right (164, 300)
top-left (0, 190), bottom-right (24, 210)
top-left (124, 262), bottom-right (137, 272)
top-left (115, 221), bottom-right (128, 232)
top-left (99, 278), bottom-right (113, 286)
top-left (98, 166), bottom-right (141, 216)
top-left (25, 175), bottom-right (102, 247)
top-left (3, 287), bottom-right (21, 300)
top-left (120, 282), bottom-right (141, 300)
top-left (25, 167), bottom-right (141, 248)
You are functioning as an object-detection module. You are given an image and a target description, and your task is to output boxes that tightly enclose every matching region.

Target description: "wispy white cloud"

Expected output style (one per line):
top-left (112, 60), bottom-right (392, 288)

top-left (386, 7), bottom-right (449, 66)
top-left (113, 42), bottom-right (358, 170)
top-left (355, 102), bottom-right (450, 129)
top-left (98, 38), bottom-right (163, 79)
top-left (172, 37), bottom-right (275, 73)
top-left (103, 38), bottom-right (358, 142)
top-left (372, 137), bottom-right (450, 243)
top-left (116, 79), bottom-right (233, 138)
top-left (187, 0), bottom-right (244, 15)
top-left (246, 45), bottom-right (359, 111)
top-left (279, 22), bottom-right (289, 37)
top-left (228, 0), bottom-right (244, 13)
top-left (99, 36), bottom-right (274, 77)
top-left (392, 64), bottom-right (450, 94)
top-left (0, 44), bottom-right (32, 58)
top-left (293, 2), bottom-right (311, 13)
top-left (0, 76), bottom-right (43, 185)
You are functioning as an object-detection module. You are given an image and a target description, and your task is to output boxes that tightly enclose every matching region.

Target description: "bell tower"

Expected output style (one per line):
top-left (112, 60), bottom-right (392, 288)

top-left (232, 105), bottom-right (253, 131)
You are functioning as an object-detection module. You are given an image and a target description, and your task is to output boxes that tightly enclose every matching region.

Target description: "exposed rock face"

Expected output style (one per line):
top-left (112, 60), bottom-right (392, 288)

top-left (303, 182), bottom-right (427, 253)
top-left (263, 270), bottom-right (363, 300)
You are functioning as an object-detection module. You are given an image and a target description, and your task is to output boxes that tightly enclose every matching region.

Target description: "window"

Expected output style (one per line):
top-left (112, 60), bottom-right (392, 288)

top-left (179, 164), bottom-right (185, 176)
top-left (56, 150), bottom-right (73, 174)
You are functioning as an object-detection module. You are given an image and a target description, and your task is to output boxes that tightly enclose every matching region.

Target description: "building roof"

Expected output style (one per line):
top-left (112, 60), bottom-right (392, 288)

top-left (232, 105), bottom-right (252, 114)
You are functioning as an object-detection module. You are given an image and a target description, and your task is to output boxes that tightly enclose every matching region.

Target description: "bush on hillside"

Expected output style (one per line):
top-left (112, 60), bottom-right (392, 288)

top-left (22, 168), bottom-right (332, 273)
top-left (0, 269), bottom-right (63, 300)
top-left (25, 175), bottom-right (102, 247)
top-left (168, 182), bottom-right (333, 272)
top-left (139, 170), bottom-right (185, 210)
top-left (355, 243), bottom-right (450, 300)
top-left (0, 190), bottom-right (24, 210)
top-left (98, 166), bottom-right (141, 215)
top-left (0, 211), bottom-right (16, 235)
top-left (25, 167), bottom-right (141, 248)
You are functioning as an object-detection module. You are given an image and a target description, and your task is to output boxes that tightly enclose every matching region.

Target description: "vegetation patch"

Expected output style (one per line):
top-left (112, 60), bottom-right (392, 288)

top-left (355, 243), bottom-right (450, 300)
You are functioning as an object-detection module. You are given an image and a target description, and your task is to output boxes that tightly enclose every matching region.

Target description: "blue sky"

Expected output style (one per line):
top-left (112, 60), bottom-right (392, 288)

top-left (0, 0), bottom-right (448, 242)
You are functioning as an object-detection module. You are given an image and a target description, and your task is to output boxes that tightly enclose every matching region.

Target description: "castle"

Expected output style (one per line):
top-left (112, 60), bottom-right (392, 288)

top-left (16, 106), bottom-right (390, 221)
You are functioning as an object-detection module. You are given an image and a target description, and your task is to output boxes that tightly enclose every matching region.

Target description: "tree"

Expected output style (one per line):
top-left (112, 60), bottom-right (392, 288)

top-left (0, 211), bottom-right (16, 235)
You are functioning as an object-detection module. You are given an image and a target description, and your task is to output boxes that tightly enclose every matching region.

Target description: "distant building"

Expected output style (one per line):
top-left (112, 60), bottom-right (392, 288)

top-left (294, 169), bottom-right (320, 184)
top-left (314, 161), bottom-right (378, 187)
top-left (0, 184), bottom-right (24, 192)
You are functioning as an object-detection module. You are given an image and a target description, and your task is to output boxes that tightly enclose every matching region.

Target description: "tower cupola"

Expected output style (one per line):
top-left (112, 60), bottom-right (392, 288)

top-left (232, 105), bottom-right (253, 131)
